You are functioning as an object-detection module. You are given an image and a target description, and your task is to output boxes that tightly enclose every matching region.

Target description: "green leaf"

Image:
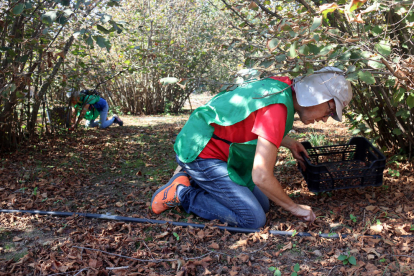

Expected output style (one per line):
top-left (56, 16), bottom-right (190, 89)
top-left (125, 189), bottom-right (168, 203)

top-left (348, 256), bottom-right (357, 266)
top-left (274, 54), bottom-right (286, 62)
top-left (97, 24), bottom-right (111, 34)
top-left (361, 51), bottom-right (372, 59)
top-left (110, 21), bottom-right (122, 34)
top-left (173, 232), bottom-right (180, 241)
top-left (338, 255), bottom-right (348, 261)
top-left (358, 71), bottom-right (375, 84)
top-left (275, 269), bottom-right (282, 276)
top-left (227, 84), bottom-right (238, 91)
top-left (86, 35), bottom-right (93, 46)
top-left (393, 88), bottom-right (405, 104)
top-left (160, 77), bottom-right (179, 85)
top-left (375, 41), bottom-right (391, 56)
top-left (308, 44), bottom-right (320, 55)
top-left (294, 263), bottom-right (300, 272)
top-left (291, 273), bottom-right (297, 276)
top-left (269, 267), bottom-right (276, 272)
top-left (95, 36), bottom-right (111, 51)
top-left (57, 15), bottom-right (68, 25)
top-left (101, 14), bottom-right (111, 24)
top-left (310, 16), bottom-right (322, 32)
top-left (289, 41), bottom-right (298, 58)
top-left (259, 60), bottom-right (274, 69)
top-left (245, 58), bottom-right (256, 68)
top-left (61, 0), bottom-right (70, 6)
top-left (368, 58), bottom-right (385, 69)
top-left (17, 55), bottom-right (29, 63)
top-left (407, 94), bottom-right (414, 108)
top-left (346, 72), bottom-right (358, 81)
top-left (63, 9), bottom-right (73, 17)
top-left (319, 45), bottom-right (334, 56)
top-left (392, 128), bottom-right (402, 135)
top-left (338, 51), bottom-right (352, 60)
top-left (41, 11), bottom-right (58, 25)
top-left (12, 3), bottom-right (25, 15)
top-left (298, 45), bottom-right (309, 56)
top-left (267, 38), bottom-right (279, 52)
top-left (343, 260), bottom-right (349, 265)
top-left (16, 91), bottom-right (26, 98)
top-left (347, 65), bottom-right (356, 73)
top-left (372, 26), bottom-right (383, 36)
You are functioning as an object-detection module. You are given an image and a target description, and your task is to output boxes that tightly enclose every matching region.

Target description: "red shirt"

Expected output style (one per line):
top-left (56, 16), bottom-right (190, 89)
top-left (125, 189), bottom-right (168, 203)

top-left (198, 77), bottom-right (291, 162)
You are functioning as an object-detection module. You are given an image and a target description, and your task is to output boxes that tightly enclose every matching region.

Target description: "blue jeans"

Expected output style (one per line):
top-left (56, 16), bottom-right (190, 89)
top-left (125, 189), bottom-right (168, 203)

top-left (176, 155), bottom-right (270, 229)
top-left (85, 102), bottom-right (116, 129)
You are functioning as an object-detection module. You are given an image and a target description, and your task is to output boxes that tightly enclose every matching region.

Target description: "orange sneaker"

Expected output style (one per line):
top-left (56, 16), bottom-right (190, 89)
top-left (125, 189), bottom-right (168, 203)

top-left (151, 172), bottom-right (190, 214)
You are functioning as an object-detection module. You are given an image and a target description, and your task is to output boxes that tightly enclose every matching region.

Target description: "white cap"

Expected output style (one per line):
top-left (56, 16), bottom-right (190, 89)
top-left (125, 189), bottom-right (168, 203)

top-left (293, 66), bottom-right (353, 122)
top-left (66, 89), bottom-right (79, 99)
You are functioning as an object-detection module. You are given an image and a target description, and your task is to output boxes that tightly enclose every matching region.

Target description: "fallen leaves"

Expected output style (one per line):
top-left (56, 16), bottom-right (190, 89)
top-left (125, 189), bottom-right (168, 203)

top-left (12, 236), bottom-right (23, 242)
top-left (1, 110), bottom-right (414, 275)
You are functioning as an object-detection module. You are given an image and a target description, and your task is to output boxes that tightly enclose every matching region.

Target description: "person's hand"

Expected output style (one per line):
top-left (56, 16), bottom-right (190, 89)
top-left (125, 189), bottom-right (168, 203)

top-left (290, 204), bottom-right (316, 222)
top-left (281, 136), bottom-right (309, 170)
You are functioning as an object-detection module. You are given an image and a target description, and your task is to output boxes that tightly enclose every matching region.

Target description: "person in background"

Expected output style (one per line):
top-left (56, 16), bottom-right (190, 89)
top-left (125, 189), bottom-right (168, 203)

top-left (151, 67), bottom-right (353, 229)
top-left (67, 89), bottom-right (123, 129)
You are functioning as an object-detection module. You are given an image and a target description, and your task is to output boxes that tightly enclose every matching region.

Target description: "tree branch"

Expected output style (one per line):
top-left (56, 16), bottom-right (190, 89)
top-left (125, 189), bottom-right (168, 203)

top-left (252, 0), bottom-right (282, 19)
top-left (220, 0), bottom-right (254, 28)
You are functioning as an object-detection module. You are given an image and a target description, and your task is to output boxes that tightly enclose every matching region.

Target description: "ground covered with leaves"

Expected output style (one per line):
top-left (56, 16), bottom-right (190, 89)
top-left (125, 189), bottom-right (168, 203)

top-left (1, 95), bottom-right (414, 275)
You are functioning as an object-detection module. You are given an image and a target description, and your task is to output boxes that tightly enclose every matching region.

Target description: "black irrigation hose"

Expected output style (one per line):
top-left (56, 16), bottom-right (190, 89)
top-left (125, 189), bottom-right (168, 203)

top-left (1, 209), bottom-right (413, 239)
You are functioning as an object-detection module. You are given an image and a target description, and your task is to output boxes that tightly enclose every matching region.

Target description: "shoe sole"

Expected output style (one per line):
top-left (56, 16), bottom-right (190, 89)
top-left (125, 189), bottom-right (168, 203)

top-left (151, 172), bottom-right (189, 211)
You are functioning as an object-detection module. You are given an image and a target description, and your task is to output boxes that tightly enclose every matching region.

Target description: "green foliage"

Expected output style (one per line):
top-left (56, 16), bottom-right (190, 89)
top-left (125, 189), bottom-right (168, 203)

top-left (308, 130), bottom-right (331, 147)
top-left (350, 214), bottom-right (357, 223)
top-left (172, 232), bottom-right (180, 241)
top-left (269, 266), bottom-right (282, 276)
top-left (338, 253), bottom-right (357, 266)
top-left (212, 0), bottom-right (414, 158)
top-left (291, 263), bottom-right (300, 276)
top-left (0, 0), bottom-right (126, 150)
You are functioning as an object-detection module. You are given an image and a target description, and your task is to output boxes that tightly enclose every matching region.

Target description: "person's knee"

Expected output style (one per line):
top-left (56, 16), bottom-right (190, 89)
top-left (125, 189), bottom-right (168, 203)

top-left (239, 210), bottom-right (267, 229)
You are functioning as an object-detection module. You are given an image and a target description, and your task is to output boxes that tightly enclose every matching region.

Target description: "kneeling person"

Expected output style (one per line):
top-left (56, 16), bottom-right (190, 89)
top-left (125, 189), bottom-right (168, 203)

top-left (67, 89), bottom-right (123, 129)
top-left (152, 67), bottom-right (353, 229)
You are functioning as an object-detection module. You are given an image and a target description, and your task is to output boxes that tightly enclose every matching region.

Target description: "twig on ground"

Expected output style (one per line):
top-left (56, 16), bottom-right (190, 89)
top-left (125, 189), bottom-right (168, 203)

top-left (362, 209), bottom-right (366, 225)
top-left (203, 242), bottom-right (269, 258)
top-left (106, 266), bottom-right (129, 270)
top-left (142, 241), bottom-right (155, 259)
top-left (73, 246), bottom-right (213, 263)
top-left (327, 266), bottom-right (338, 276)
top-left (74, 268), bottom-right (89, 276)
top-left (46, 266), bottom-right (89, 276)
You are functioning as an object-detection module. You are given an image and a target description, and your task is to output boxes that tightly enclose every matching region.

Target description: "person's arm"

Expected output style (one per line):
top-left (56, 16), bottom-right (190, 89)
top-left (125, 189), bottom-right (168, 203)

top-left (280, 135), bottom-right (309, 171)
top-left (252, 136), bottom-right (315, 222)
top-left (71, 103), bottom-right (90, 129)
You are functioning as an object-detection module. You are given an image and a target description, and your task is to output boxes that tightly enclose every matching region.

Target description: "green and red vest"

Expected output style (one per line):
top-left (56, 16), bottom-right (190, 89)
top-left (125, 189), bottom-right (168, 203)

top-left (75, 94), bottom-right (100, 120)
top-left (174, 79), bottom-right (294, 191)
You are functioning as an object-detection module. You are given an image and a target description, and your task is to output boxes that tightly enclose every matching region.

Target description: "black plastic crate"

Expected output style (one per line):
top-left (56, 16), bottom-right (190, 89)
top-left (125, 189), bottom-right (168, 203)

top-left (298, 137), bottom-right (386, 193)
